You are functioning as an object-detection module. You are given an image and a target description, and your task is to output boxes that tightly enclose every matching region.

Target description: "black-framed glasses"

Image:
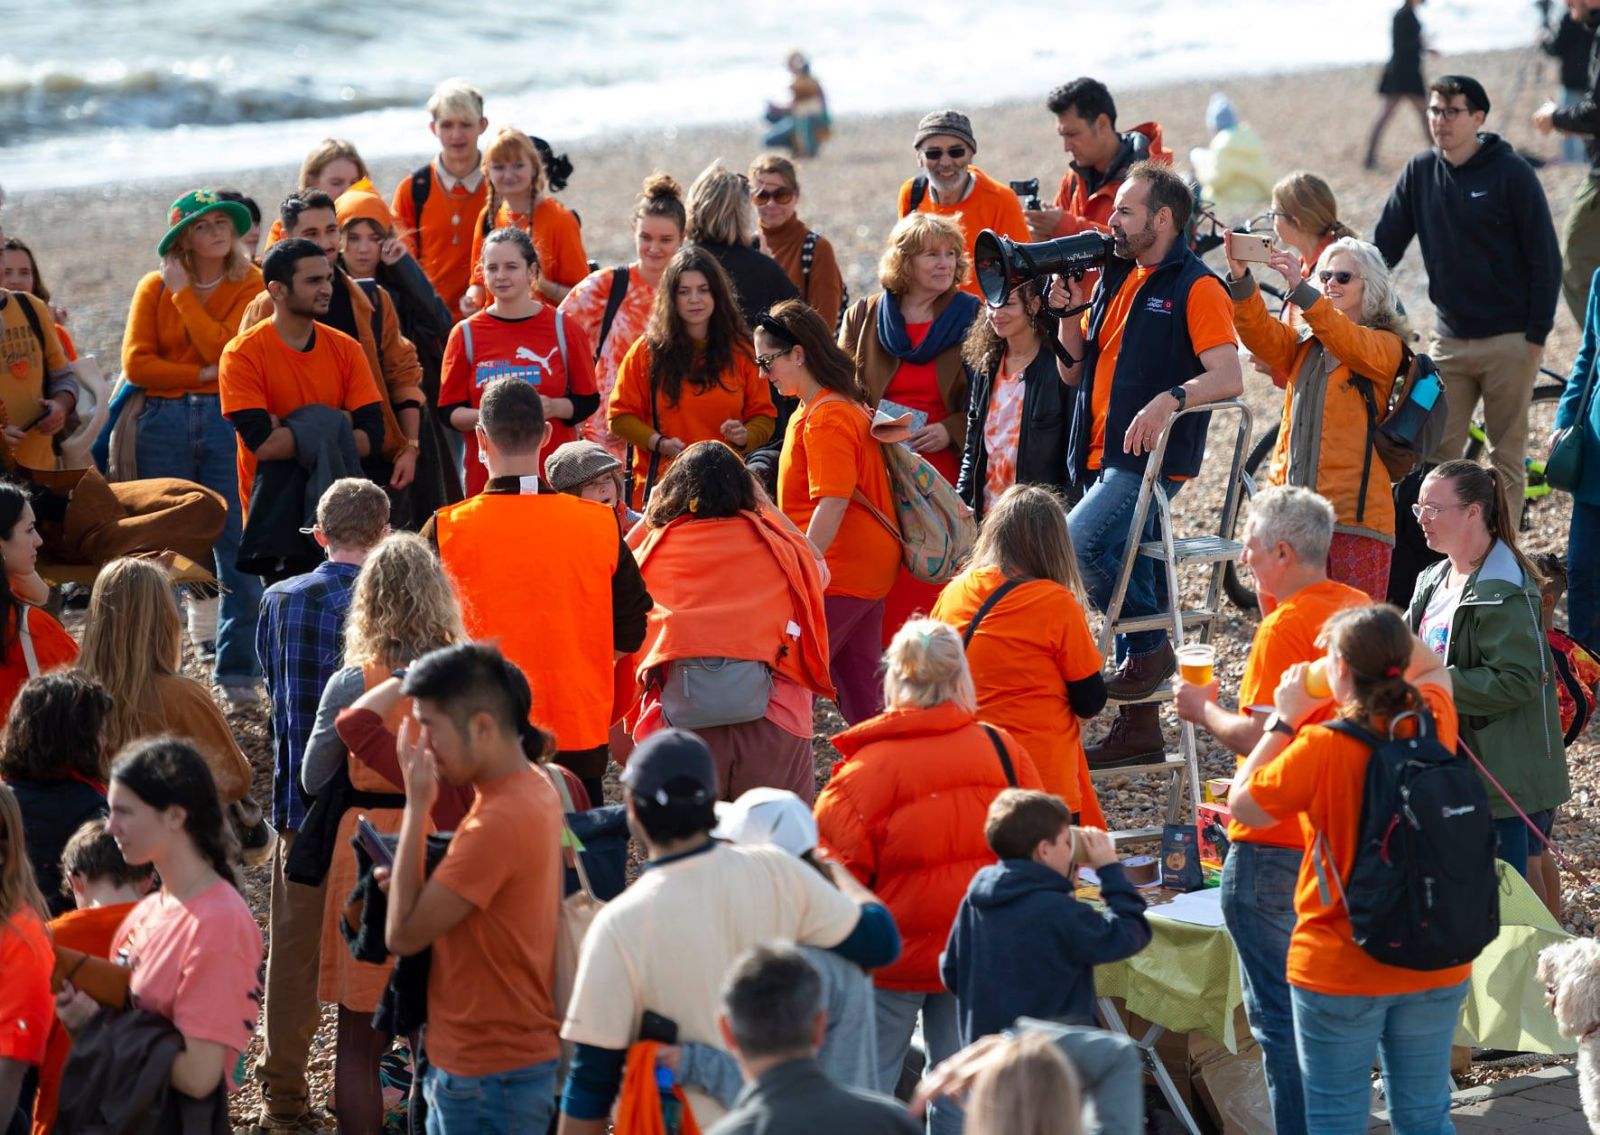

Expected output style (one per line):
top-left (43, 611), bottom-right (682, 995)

top-left (751, 187), bottom-right (796, 205)
top-left (920, 145), bottom-right (968, 161)
top-left (754, 346), bottom-right (795, 373)
top-left (1427, 105), bottom-right (1468, 120)
top-left (1318, 270), bottom-right (1356, 286)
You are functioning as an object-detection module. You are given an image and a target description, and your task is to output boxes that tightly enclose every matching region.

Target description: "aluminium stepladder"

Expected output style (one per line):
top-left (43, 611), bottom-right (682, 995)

top-left (1088, 398), bottom-right (1255, 847)
top-left (1088, 399), bottom-right (1254, 1135)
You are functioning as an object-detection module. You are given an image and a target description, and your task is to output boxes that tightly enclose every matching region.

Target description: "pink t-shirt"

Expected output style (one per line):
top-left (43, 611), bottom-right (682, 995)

top-left (113, 880), bottom-right (265, 1092)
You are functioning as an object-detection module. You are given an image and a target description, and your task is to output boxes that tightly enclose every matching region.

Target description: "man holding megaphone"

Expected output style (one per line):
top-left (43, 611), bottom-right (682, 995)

top-left (1045, 161), bottom-right (1242, 767)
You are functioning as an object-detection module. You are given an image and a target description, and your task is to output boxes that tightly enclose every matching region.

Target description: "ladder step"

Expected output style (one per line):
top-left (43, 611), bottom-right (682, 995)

top-left (1089, 756), bottom-right (1185, 780)
top-left (1110, 607), bottom-right (1218, 635)
top-left (1138, 535), bottom-right (1243, 564)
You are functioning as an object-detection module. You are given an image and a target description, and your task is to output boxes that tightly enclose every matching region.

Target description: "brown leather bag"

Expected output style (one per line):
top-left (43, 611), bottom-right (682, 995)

top-left (51, 945), bottom-right (131, 1010)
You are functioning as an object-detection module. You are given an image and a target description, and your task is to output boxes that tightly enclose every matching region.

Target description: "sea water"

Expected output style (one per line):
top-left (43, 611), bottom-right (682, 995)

top-left (0, 0), bottom-right (1545, 191)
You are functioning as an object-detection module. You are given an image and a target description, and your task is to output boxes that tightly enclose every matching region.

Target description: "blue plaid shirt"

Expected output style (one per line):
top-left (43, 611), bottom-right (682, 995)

top-left (256, 561), bottom-right (360, 830)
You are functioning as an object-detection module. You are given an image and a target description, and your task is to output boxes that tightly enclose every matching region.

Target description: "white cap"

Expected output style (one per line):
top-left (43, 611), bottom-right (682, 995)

top-left (712, 787), bottom-right (818, 859)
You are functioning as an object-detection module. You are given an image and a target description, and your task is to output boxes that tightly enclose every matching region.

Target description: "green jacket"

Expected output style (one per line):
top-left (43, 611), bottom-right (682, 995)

top-left (1406, 540), bottom-right (1569, 820)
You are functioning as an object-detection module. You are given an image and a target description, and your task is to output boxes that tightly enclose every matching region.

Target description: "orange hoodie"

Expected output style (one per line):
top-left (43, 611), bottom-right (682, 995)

top-left (1050, 122), bottom-right (1173, 237)
top-left (816, 702), bottom-right (1041, 990)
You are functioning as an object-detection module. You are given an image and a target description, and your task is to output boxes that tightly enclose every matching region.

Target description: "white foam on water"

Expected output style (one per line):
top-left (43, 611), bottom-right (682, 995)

top-left (0, 0), bottom-right (1547, 192)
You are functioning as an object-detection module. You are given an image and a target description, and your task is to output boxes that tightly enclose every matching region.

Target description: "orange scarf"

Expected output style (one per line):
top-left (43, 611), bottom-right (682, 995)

top-left (614, 1040), bottom-right (703, 1135)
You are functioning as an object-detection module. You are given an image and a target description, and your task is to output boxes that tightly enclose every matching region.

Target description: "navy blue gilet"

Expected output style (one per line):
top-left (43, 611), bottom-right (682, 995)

top-left (1069, 240), bottom-right (1219, 487)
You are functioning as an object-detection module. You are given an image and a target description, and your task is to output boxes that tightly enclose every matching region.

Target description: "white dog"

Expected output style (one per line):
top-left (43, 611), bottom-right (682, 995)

top-left (1539, 937), bottom-right (1600, 1132)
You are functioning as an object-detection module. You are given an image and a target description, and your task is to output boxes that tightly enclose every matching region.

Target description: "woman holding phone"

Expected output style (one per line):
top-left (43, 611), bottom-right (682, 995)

top-left (1227, 236), bottom-right (1407, 600)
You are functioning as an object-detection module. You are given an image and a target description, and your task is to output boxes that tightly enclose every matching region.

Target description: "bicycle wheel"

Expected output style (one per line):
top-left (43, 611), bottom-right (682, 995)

top-left (1222, 426), bottom-right (1279, 613)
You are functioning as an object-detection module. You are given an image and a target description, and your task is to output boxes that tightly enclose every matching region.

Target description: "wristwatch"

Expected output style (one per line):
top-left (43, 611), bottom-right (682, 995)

top-left (1264, 712), bottom-right (1296, 739)
top-left (1168, 385), bottom-right (1188, 410)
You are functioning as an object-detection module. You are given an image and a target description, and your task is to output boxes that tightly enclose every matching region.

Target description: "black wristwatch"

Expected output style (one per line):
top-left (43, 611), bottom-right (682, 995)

top-left (1168, 385), bottom-right (1188, 410)
top-left (1264, 712), bottom-right (1296, 739)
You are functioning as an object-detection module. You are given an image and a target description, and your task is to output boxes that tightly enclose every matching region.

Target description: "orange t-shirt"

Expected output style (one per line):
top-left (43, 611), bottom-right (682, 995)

top-left (930, 568), bottom-right (1103, 811)
top-left (217, 319), bottom-right (385, 513)
top-left (896, 167), bottom-right (1030, 299)
top-left (607, 338), bottom-right (777, 505)
top-left (1082, 270), bottom-right (1235, 471)
top-left (1229, 579), bottom-right (1371, 848)
top-left (391, 162), bottom-right (490, 319)
top-left (1245, 682), bottom-right (1472, 997)
top-left (468, 196), bottom-right (591, 291)
top-left (427, 765), bottom-right (564, 1077)
top-left (776, 397), bottom-right (900, 601)
top-left (0, 907), bottom-right (52, 1067)
top-left (34, 901), bottom-right (138, 1135)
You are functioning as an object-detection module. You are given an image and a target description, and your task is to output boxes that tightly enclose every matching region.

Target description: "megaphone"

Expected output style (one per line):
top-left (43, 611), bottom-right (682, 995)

top-left (973, 229), bottom-right (1115, 307)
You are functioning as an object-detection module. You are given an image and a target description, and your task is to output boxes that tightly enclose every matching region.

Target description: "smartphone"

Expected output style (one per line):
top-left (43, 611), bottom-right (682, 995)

top-left (1224, 230), bottom-right (1274, 264)
top-left (354, 815), bottom-right (393, 868)
top-left (639, 1009), bottom-right (679, 1045)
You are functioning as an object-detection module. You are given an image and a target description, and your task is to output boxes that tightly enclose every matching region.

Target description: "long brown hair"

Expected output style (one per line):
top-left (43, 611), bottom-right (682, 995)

top-left (77, 558), bottom-right (184, 757)
top-left (646, 246), bottom-right (752, 406)
top-left (968, 484), bottom-right (1087, 604)
top-left (1426, 459), bottom-right (1542, 587)
top-left (0, 783), bottom-right (47, 925)
top-left (1318, 605), bottom-right (1423, 727)
top-left (961, 276), bottom-right (1053, 375)
top-left (758, 299), bottom-right (865, 402)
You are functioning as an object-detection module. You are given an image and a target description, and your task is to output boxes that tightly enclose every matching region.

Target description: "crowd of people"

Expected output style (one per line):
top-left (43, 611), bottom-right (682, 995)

top-left (2, 23), bottom-right (1600, 1133)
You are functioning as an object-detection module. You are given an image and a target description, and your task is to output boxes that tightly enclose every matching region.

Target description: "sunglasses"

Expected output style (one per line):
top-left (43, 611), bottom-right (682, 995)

top-left (751, 187), bottom-right (796, 205)
top-left (1318, 270), bottom-right (1357, 286)
top-left (755, 345), bottom-right (795, 373)
top-left (920, 145), bottom-right (968, 162)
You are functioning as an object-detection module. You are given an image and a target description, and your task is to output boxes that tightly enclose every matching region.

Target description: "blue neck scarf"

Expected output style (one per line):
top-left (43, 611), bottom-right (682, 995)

top-left (876, 290), bottom-right (980, 363)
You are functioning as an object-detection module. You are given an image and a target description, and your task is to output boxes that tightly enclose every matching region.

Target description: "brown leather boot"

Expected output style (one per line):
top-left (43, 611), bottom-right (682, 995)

top-left (1084, 703), bottom-right (1166, 768)
top-left (1104, 641), bottom-right (1176, 701)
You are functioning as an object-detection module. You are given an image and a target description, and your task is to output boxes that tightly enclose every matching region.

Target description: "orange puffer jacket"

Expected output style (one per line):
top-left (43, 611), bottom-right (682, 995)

top-left (815, 701), bottom-right (1040, 991)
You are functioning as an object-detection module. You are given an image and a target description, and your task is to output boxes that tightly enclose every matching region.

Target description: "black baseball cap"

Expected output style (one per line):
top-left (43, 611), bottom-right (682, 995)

top-left (1434, 75), bottom-right (1491, 116)
top-left (621, 729), bottom-right (718, 805)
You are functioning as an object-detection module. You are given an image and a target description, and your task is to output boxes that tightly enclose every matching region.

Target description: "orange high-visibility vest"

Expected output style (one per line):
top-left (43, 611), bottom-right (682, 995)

top-left (436, 491), bottom-right (620, 749)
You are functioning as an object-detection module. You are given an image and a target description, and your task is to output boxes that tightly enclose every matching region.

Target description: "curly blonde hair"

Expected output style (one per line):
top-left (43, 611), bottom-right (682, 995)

top-left (344, 534), bottom-right (464, 670)
top-left (878, 212), bottom-right (968, 296)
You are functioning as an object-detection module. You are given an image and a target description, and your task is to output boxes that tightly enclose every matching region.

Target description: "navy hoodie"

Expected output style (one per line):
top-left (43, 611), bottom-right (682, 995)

top-left (1373, 133), bottom-right (1561, 346)
top-left (940, 858), bottom-right (1151, 1045)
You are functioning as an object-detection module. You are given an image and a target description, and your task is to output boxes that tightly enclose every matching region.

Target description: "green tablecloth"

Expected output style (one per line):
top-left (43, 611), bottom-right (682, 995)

top-left (1095, 863), bottom-right (1573, 1055)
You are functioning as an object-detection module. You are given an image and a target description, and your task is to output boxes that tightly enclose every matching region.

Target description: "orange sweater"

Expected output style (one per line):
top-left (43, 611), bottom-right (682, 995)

top-left (120, 269), bottom-right (265, 396)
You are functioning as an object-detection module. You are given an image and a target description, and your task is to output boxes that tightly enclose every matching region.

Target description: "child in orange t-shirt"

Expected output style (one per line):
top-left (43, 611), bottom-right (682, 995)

top-left (440, 228), bottom-right (598, 496)
top-left (33, 819), bottom-right (153, 1135)
top-left (1229, 604), bottom-right (1470, 1135)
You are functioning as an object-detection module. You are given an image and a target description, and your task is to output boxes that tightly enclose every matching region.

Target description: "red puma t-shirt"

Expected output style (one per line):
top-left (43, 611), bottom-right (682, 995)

top-left (440, 306), bottom-right (597, 496)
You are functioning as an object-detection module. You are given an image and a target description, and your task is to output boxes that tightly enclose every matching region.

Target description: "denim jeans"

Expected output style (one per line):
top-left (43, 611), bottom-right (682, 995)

top-left (1291, 981), bottom-right (1468, 1135)
top-left (134, 393), bottom-right (261, 684)
top-left (1220, 843), bottom-right (1306, 1135)
top-left (1068, 466), bottom-right (1181, 659)
top-left (1568, 500), bottom-right (1600, 655)
top-left (874, 988), bottom-right (962, 1135)
top-left (1562, 88), bottom-right (1589, 165)
top-left (422, 1059), bottom-right (558, 1135)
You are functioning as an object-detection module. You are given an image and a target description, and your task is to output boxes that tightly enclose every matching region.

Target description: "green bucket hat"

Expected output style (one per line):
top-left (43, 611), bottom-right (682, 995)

top-left (157, 189), bottom-right (252, 257)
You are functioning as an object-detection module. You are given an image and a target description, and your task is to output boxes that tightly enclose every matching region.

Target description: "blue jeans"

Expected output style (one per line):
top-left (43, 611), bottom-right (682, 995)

top-left (423, 1059), bottom-right (557, 1135)
top-left (1068, 466), bottom-right (1181, 659)
top-left (1220, 843), bottom-right (1306, 1135)
top-left (1568, 499), bottom-right (1600, 655)
top-left (1563, 89), bottom-right (1589, 165)
top-left (134, 393), bottom-right (261, 684)
top-left (874, 988), bottom-right (962, 1135)
top-left (1292, 981), bottom-right (1468, 1135)
top-left (1492, 815), bottom-right (1530, 880)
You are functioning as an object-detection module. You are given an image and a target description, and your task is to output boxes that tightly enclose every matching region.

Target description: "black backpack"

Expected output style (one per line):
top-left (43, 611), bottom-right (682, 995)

top-left (1349, 347), bottom-right (1449, 524)
top-left (1317, 708), bottom-right (1499, 971)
